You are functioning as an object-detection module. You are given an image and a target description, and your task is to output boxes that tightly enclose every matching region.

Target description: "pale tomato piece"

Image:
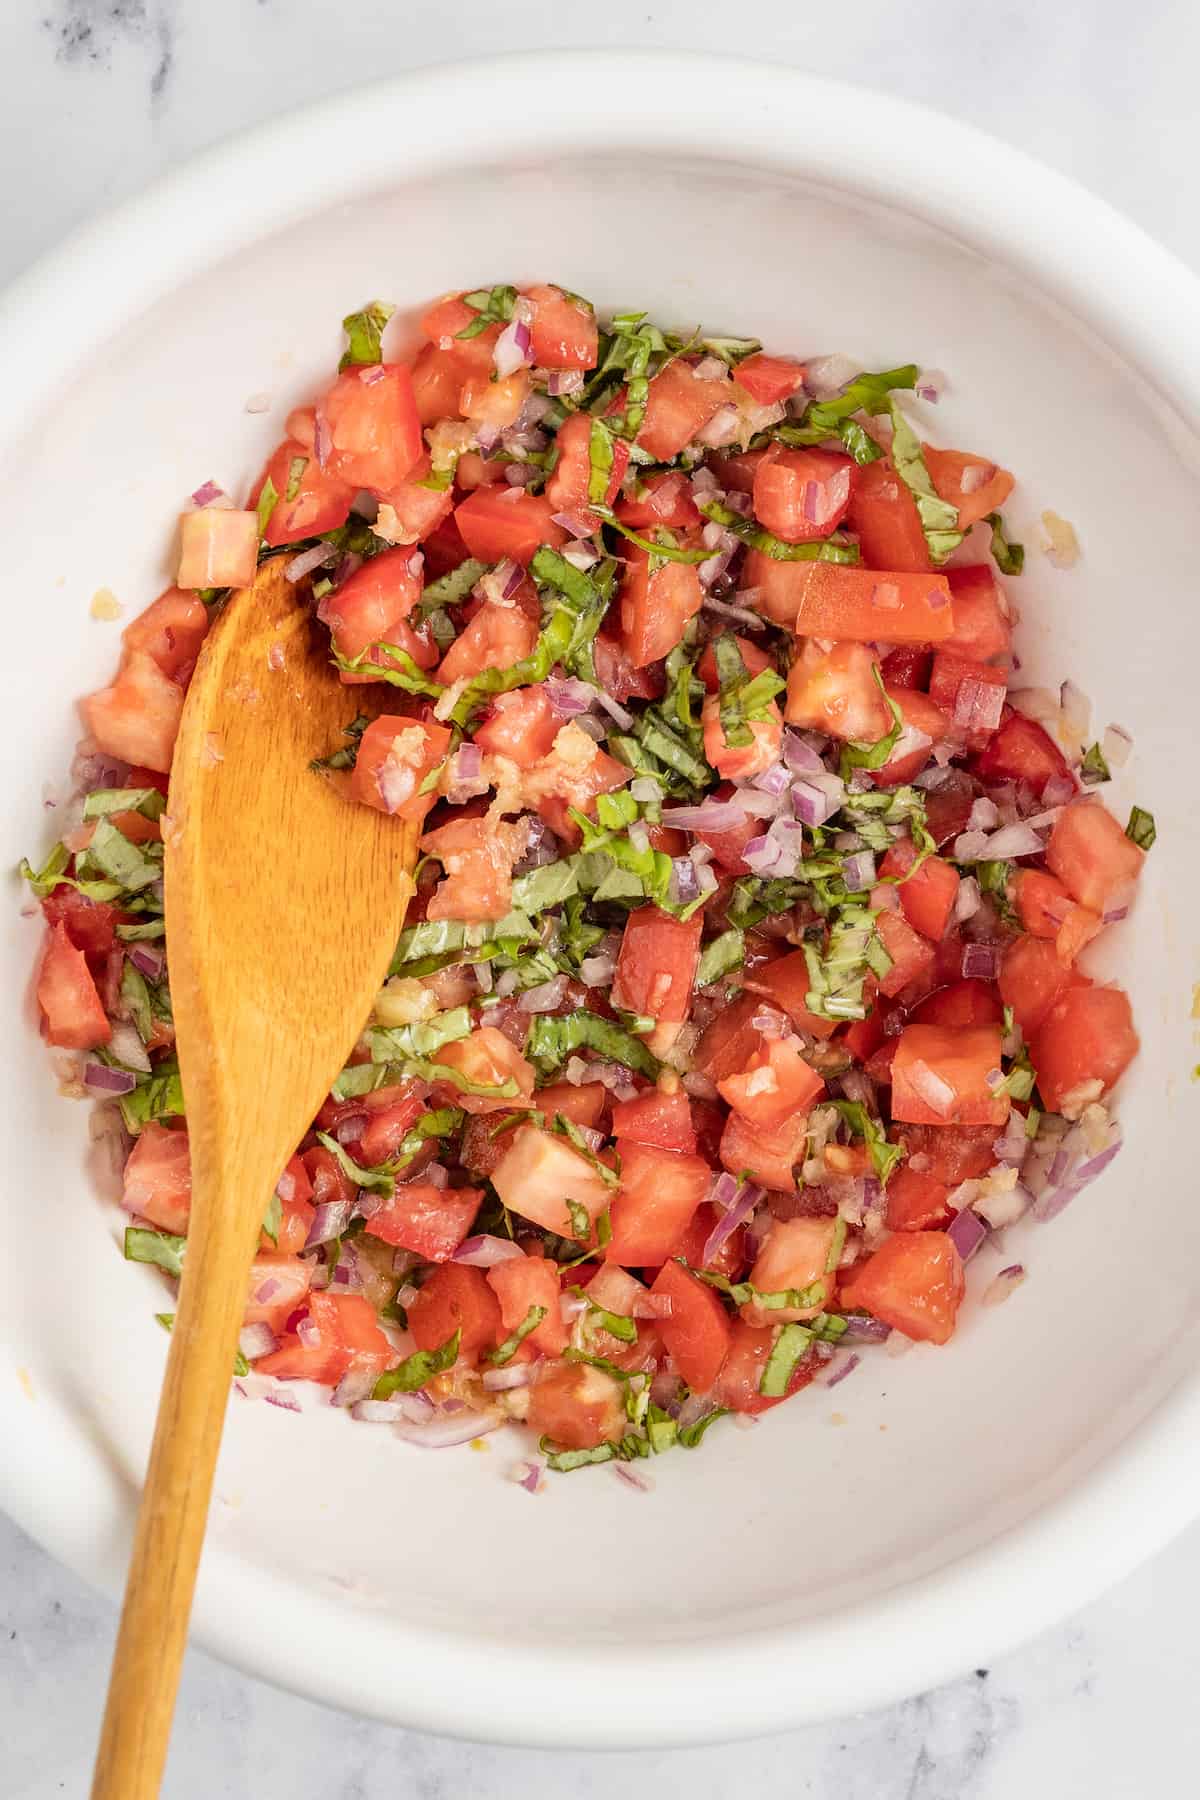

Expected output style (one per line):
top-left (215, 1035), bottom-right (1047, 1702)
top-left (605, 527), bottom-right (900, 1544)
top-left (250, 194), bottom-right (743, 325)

top-left (80, 650), bottom-right (183, 774)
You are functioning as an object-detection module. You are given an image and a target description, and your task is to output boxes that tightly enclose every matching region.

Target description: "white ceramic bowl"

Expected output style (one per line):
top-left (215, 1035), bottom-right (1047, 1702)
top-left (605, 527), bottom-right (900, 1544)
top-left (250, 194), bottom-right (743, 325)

top-left (2, 52), bottom-right (1199, 1748)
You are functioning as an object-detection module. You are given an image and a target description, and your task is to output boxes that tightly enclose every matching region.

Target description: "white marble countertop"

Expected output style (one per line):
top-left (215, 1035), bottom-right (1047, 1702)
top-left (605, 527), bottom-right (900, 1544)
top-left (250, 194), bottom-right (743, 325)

top-left (3, 2), bottom-right (1200, 1793)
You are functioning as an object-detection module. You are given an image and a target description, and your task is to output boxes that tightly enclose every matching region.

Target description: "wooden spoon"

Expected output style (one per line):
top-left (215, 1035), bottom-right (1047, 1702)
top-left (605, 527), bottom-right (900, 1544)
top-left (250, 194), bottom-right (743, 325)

top-left (91, 557), bottom-right (416, 1799)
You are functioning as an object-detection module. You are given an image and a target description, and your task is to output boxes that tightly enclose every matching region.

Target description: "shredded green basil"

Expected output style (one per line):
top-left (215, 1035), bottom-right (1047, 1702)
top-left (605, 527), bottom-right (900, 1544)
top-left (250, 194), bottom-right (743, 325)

top-left (339, 300), bottom-right (395, 370)
top-left (373, 1329), bottom-right (462, 1398)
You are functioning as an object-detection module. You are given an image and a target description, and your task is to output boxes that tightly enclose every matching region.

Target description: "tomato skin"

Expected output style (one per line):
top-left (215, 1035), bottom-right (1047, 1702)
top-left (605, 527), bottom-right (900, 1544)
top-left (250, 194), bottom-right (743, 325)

top-left (611, 907), bottom-right (702, 1041)
top-left (41, 888), bottom-right (121, 961)
top-left (524, 284), bottom-right (599, 369)
top-left (651, 1259), bottom-right (733, 1392)
top-left (1030, 983), bottom-right (1138, 1112)
top-left (615, 469), bottom-right (700, 531)
top-left (611, 1088), bottom-right (696, 1154)
top-left (491, 1123), bottom-right (612, 1237)
top-left (942, 565), bottom-right (1012, 664)
top-left (838, 1231), bottom-right (965, 1344)
top-left (472, 685), bottom-right (560, 769)
top-left (436, 601), bottom-right (538, 686)
top-left (733, 353), bottom-right (806, 406)
top-left (527, 1361), bottom-right (627, 1449)
top-left (874, 905), bottom-right (937, 999)
top-left (544, 412), bottom-right (628, 521)
top-left (37, 923), bottom-right (111, 1049)
top-left (80, 650), bottom-right (183, 775)
top-left (316, 364), bottom-right (423, 494)
top-left (911, 979), bottom-right (1003, 1030)
top-left (885, 1165), bottom-right (954, 1231)
top-left (487, 1253), bottom-right (569, 1358)
top-left (891, 1023), bottom-right (1009, 1127)
top-left (254, 438), bottom-right (354, 546)
top-left (742, 949), bottom-right (839, 1038)
top-left (122, 587), bottom-right (210, 683)
top-left (1045, 798), bottom-right (1145, 915)
top-left (605, 1142), bottom-right (712, 1267)
top-left (408, 1262), bottom-right (501, 1361)
top-left (715, 1320), bottom-right (823, 1414)
top-left (753, 447), bottom-right (855, 544)
top-left (718, 1036), bottom-right (825, 1131)
top-left (433, 1025), bottom-right (536, 1114)
top-left (677, 1203), bottom-right (749, 1279)
top-left (847, 457), bottom-right (931, 573)
top-left (122, 1122), bottom-right (190, 1233)
top-left (878, 839), bottom-right (961, 942)
top-left (637, 360), bottom-right (733, 461)
top-left (317, 546), bottom-right (422, 662)
top-left (750, 556), bottom-right (954, 642)
top-left (618, 543), bottom-right (704, 667)
top-left (743, 1216), bottom-right (839, 1325)
top-left (975, 710), bottom-right (1071, 797)
top-left (454, 488), bottom-right (568, 565)
top-left (365, 1183), bottom-right (481, 1262)
top-left (925, 447), bottom-right (1014, 529)
top-left (349, 716), bottom-right (451, 822)
top-left (719, 1106), bottom-right (808, 1193)
top-left (701, 694), bottom-right (783, 782)
top-left (928, 652), bottom-right (1007, 750)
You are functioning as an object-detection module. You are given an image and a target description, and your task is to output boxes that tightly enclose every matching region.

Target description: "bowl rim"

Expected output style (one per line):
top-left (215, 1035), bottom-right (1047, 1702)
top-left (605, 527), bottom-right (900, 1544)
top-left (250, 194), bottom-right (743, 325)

top-left (2, 48), bottom-right (1200, 1747)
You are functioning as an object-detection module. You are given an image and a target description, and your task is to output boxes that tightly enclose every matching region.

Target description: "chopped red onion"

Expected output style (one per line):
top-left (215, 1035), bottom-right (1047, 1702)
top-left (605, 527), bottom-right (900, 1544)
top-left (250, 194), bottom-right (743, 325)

top-left (1101, 723), bottom-right (1132, 769)
top-left (335, 1115), bottom-right (365, 1147)
top-left (743, 833), bottom-right (787, 876)
top-left (803, 353), bottom-right (861, 400)
top-left (275, 1168), bottom-right (297, 1206)
top-left (547, 369), bottom-right (585, 397)
top-left (550, 510), bottom-right (598, 540)
top-left (1060, 679), bottom-right (1091, 738)
top-left (953, 678), bottom-right (1005, 736)
top-left (627, 822), bottom-right (650, 855)
top-left (578, 954), bottom-right (616, 988)
top-left (947, 1206), bottom-right (989, 1261)
top-left (518, 977), bottom-right (569, 1014)
top-left (961, 943), bottom-right (999, 980)
top-left (914, 368), bottom-right (947, 404)
top-left (982, 821), bottom-right (1045, 860)
top-left (791, 773), bottom-right (845, 827)
top-left (781, 731), bottom-right (825, 776)
top-left (992, 1112), bottom-right (1028, 1167)
top-left (305, 1199), bottom-right (353, 1249)
top-left (128, 944), bottom-right (164, 981)
top-left (967, 797), bottom-right (1000, 834)
top-left (331, 1366), bottom-right (379, 1409)
top-left (109, 1022), bottom-right (151, 1074)
top-left (482, 1363), bottom-right (534, 1392)
top-left (695, 405), bottom-right (740, 449)
top-left (907, 1060), bottom-right (956, 1117)
top-left (562, 544), bottom-right (599, 572)
top-left (544, 675), bottom-right (594, 718)
top-left (284, 542), bottom-right (338, 583)
top-left (841, 1311), bottom-right (891, 1344)
top-left (842, 850), bottom-right (876, 892)
top-left (592, 689), bottom-right (635, 731)
top-left (84, 1062), bottom-right (137, 1095)
top-left (493, 313), bottom-right (533, 379)
top-left (238, 1322), bottom-right (278, 1362)
top-left (823, 1352), bottom-right (862, 1389)
top-left (701, 1180), bottom-right (761, 1265)
top-left (453, 1237), bottom-right (526, 1272)
top-left (669, 857), bottom-right (701, 906)
top-left (703, 595), bottom-right (766, 629)
top-left (264, 1390), bottom-right (301, 1413)
top-left (613, 1462), bottom-right (655, 1493)
top-left (296, 1317), bottom-right (321, 1350)
top-left (983, 1264), bottom-right (1027, 1305)
top-left (953, 876), bottom-right (981, 924)
top-left (394, 1410), bottom-right (502, 1449)
top-left (682, 1071), bottom-right (719, 1100)
top-left (752, 761), bottom-right (791, 799)
top-left (351, 1399), bottom-right (413, 1424)
top-left (190, 479), bottom-right (227, 508)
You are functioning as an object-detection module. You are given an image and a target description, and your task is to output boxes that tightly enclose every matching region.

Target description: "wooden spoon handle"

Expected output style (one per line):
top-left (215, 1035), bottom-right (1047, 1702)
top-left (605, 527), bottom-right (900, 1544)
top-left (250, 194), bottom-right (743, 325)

top-left (90, 1149), bottom-right (271, 1800)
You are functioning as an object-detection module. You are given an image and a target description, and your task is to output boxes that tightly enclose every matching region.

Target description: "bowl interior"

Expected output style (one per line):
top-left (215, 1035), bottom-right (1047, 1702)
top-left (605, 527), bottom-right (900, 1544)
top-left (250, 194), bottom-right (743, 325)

top-left (2, 121), bottom-right (1199, 1742)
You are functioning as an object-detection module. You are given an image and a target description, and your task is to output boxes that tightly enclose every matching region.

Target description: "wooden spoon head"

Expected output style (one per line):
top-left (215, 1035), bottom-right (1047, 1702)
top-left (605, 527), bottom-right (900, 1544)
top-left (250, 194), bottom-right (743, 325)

top-left (163, 557), bottom-right (415, 1236)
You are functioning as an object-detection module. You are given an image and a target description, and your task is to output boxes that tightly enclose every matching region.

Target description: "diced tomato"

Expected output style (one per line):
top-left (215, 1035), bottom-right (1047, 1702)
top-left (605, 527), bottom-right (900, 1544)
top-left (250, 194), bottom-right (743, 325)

top-left (650, 1259), bottom-right (733, 1391)
top-left (41, 888), bottom-right (121, 961)
top-left (870, 686), bottom-right (950, 786)
top-left (80, 651), bottom-right (183, 775)
top-left (337, 617), bottom-right (440, 686)
top-left (718, 1036), bottom-right (825, 1131)
top-left (536, 1080), bottom-right (608, 1130)
top-left (928, 652), bottom-right (1007, 750)
top-left (122, 1121), bottom-right (189, 1232)
top-left (742, 1217), bottom-right (839, 1325)
top-left (36, 923), bottom-right (111, 1050)
top-left (707, 449), bottom-right (768, 494)
top-left (1046, 798), bottom-right (1144, 915)
top-left (847, 456), bottom-right (930, 572)
top-left (752, 447), bottom-right (854, 545)
top-left (880, 645), bottom-right (932, 691)
top-left (420, 292), bottom-right (498, 349)
top-left (618, 543), bottom-right (704, 667)
top-left (472, 684), bottom-right (560, 768)
top-left (693, 990), bottom-right (763, 1082)
top-left (256, 1290), bottom-right (392, 1386)
top-left (252, 438), bottom-right (354, 547)
top-left (975, 709), bottom-right (1071, 797)
top-left (377, 458), bottom-right (456, 542)
top-left (526, 726), bottom-right (630, 847)
top-left (874, 905), bottom-right (937, 998)
top-left (527, 1361), bottom-right (626, 1449)
top-left (419, 511), bottom-right (471, 581)
top-left (454, 488), bottom-right (567, 565)
top-left (349, 716), bottom-right (451, 822)
top-left (1011, 868), bottom-right (1101, 963)
top-left (891, 1122), bottom-right (998, 1184)
top-left (690, 780), bottom-right (759, 873)
top-left (365, 1182), bottom-right (481, 1262)
top-left (591, 630), bottom-right (665, 703)
top-left (719, 1106), bottom-right (808, 1193)
top-left (912, 979), bottom-right (1003, 1030)
top-left (891, 1023), bottom-right (1008, 1126)
top-left (925, 447), bottom-right (1014, 530)
top-left (356, 1085), bottom-right (427, 1165)
top-left (243, 1255), bottom-right (314, 1335)
top-left (677, 1203), bottom-right (749, 1280)
top-left (696, 635), bottom-right (772, 694)
top-left (838, 1231), bottom-right (965, 1344)
top-left (733, 353), bottom-right (806, 406)
top-left (715, 1319), bottom-right (823, 1414)
top-left (749, 556), bottom-right (954, 642)
top-left (421, 816), bottom-right (529, 923)
top-left (458, 1115), bottom-right (509, 1182)
top-left (1030, 983), bottom-right (1138, 1112)
top-left (701, 693), bottom-right (782, 782)
top-left (122, 588), bottom-right (210, 683)
top-left (302, 1142), bottom-right (357, 1213)
top-left (637, 360), bottom-right (733, 461)
top-left (436, 601), bottom-right (538, 686)
top-left (737, 950), bottom-right (835, 1040)
top-left (612, 1087), bottom-right (696, 1153)
top-left (785, 639), bottom-right (890, 741)
top-left (942, 565), bottom-right (1012, 664)
top-left (408, 1262), bottom-right (501, 1360)
top-left (922, 770), bottom-right (978, 849)
top-left (490, 1123), bottom-right (611, 1236)
top-left (605, 1143), bottom-right (711, 1267)
top-left (262, 1154), bottom-right (315, 1254)
top-left (524, 284), bottom-right (599, 370)
top-left (433, 1024), bottom-right (536, 1114)
top-left (885, 1165), bottom-right (954, 1231)
top-left (487, 1252), bottom-right (569, 1358)
top-left (879, 839), bottom-right (960, 942)
top-left (453, 451), bottom-right (505, 491)
top-left (176, 508), bottom-right (260, 589)
top-left (611, 907), bottom-right (702, 1057)
top-left (316, 546), bottom-right (422, 662)
top-left (460, 368), bottom-right (531, 431)
top-left (411, 342), bottom-right (471, 426)
top-left (998, 935), bottom-right (1073, 1036)
top-left (615, 469), bottom-right (701, 531)
top-left (544, 412), bottom-right (628, 522)
top-left (315, 364), bottom-right (422, 494)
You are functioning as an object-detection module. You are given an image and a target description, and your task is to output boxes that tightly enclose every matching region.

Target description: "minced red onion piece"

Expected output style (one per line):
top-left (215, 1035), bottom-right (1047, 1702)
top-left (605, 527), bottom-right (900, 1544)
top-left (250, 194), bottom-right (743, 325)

top-left (982, 821), bottom-right (1045, 860)
top-left (394, 1411), bottom-right (503, 1450)
top-left (907, 1060), bottom-right (956, 1117)
top-left (992, 1112), bottom-right (1028, 1167)
top-left (284, 542), bottom-right (338, 583)
top-left (264, 1390), bottom-right (301, 1413)
top-left (451, 1235), bottom-right (526, 1270)
top-left (573, 714), bottom-right (604, 742)
top-left (296, 1317), bottom-right (321, 1350)
top-left (752, 761), bottom-right (791, 799)
top-left (628, 822), bottom-right (650, 855)
top-left (84, 1062), bottom-right (137, 1096)
top-left (562, 543), bottom-right (599, 572)
top-left (682, 1071), bottom-right (719, 1100)
top-left (743, 834), bottom-right (787, 876)
top-left (791, 773), bottom-right (845, 827)
top-left (947, 1207), bottom-right (989, 1261)
top-left (953, 876), bottom-right (981, 924)
top-left (578, 954), bottom-right (616, 987)
top-left (190, 479), bottom-right (227, 508)
top-left (873, 882), bottom-right (900, 914)
top-left (967, 796), bottom-right (1000, 834)
top-left (482, 1363), bottom-right (535, 1392)
top-left (238, 1321), bottom-right (278, 1362)
top-left (128, 944), bottom-right (164, 981)
top-left (547, 369), bottom-right (585, 397)
top-left (109, 1022), bottom-right (151, 1074)
top-left (701, 1181), bottom-right (761, 1265)
top-left (669, 857), bottom-right (700, 906)
top-left (331, 1366), bottom-right (379, 1409)
top-left (613, 1462), bottom-right (655, 1493)
top-left (803, 353), bottom-right (861, 400)
top-left (961, 943), bottom-right (999, 981)
top-left (1102, 723), bottom-right (1133, 769)
top-left (493, 312), bottom-right (533, 379)
top-left (823, 1352), bottom-right (862, 1389)
top-left (752, 1006), bottom-right (790, 1037)
top-left (550, 510), bottom-right (598, 540)
top-left (703, 595), bottom-right (766, 629)
top-left (841, 1312), bottom-right (891, 1344)
top-left (781, 731), bottom-right (825, 776)
top-left (560, 1293), bottom-right (588, 1323)
top-left (305, 1199), bottom-right (353, 1249)
top-left (842, 850), bottom-right (876, 892)
top-left (351, 1399), bottom-right (411, 1424)
top-left (592, 689), bottom-right (635, 731)
top-left (544, 676), bottom-right (595, 718)
top-left (983, 1264), bottom-right (1027, 1306)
